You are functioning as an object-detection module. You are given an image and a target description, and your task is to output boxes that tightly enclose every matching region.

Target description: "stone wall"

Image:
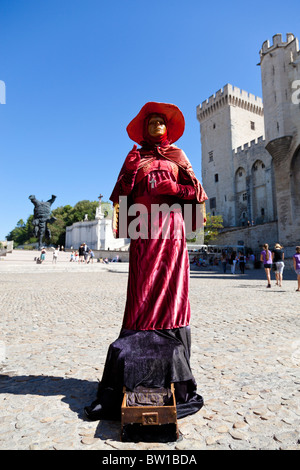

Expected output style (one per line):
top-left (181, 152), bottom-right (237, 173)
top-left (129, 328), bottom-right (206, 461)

top-left (214, 221), bottom-right (279, 252)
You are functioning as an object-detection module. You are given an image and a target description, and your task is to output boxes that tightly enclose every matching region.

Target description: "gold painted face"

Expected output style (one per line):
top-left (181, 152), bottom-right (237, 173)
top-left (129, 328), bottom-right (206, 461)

top-left (147, 114), bottom-right (167, 137)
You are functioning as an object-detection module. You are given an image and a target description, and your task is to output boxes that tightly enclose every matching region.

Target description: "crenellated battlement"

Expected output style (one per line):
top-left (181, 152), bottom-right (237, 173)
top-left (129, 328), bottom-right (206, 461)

top-left (232, 136), bottom-right (265, 156)
top-left (259, 33), bottom-right (299, 61)
top-left (197, 84), bottom-right (263, 121)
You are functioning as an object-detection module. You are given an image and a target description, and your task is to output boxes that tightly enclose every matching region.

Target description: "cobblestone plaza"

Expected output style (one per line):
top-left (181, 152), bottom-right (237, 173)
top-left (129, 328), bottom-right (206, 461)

top-left (0, 251), bottom-right (299, 450)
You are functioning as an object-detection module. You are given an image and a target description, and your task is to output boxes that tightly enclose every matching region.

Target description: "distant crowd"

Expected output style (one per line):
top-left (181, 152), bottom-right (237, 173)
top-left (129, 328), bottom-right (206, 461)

top-left (38, 243), bottom-right (123, 265)
top-left (190, 250), bottom-right (253, 274)
top-left (69, 243), bottom-right (95, 264)
top-left (190, 243), bottom-right (300, 291)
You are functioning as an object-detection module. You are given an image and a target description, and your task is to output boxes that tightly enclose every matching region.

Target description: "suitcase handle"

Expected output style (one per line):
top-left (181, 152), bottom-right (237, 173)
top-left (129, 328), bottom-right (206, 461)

top-left (142, 412), bottom-right (159, 425)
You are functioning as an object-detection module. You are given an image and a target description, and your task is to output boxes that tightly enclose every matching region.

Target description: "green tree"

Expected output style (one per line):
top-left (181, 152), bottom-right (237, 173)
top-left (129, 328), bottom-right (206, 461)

top-left (204, 213), bottom-right (224, 244)
top-left (6, 219), bottom-right (27, 246)
top-left (68, 200), bottom-right (99, 225)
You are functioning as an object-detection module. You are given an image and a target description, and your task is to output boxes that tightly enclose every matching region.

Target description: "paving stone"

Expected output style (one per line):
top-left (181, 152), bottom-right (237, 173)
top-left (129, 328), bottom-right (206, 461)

top-left (229, 429), bottom-right (249, 441)
top-left (81, 436), bottom-right (98, 445)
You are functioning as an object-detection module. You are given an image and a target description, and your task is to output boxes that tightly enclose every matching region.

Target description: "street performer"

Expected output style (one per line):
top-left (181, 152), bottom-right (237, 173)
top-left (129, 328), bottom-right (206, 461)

top-left (85, 102), bottom-right (208, 422)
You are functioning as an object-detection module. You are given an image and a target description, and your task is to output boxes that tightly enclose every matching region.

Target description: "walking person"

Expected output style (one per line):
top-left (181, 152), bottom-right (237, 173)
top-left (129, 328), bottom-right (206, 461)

top-left (238, 251), bottom-right (246, 274)
top-left (293, 246), bottom-right (300, 292)
top-left (83, 243), bottom-right (90, 263)
top-left (260, 243), bottom-right (272, 288)
top-left (272, 243), bottom-right (285, 287)
top-left (78, 243), bottom-right (84, 262)
top-left (221, 251), bottom-right (227, 274)
top-left (52, 247), bottom-right (58, 264)
top-left (230, 251), bottom-right (237, 274)
top-left (88, 250), bottom-right (94, 263)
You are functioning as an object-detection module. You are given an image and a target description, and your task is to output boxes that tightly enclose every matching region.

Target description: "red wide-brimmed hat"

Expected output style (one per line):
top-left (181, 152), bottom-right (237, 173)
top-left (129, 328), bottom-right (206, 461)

top-left (126, 102), bottom-right (185, 145)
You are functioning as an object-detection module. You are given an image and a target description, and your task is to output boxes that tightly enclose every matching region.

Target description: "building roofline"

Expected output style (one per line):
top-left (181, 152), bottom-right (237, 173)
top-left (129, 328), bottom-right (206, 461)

top-left (197, 84), bottom-right (263, 122)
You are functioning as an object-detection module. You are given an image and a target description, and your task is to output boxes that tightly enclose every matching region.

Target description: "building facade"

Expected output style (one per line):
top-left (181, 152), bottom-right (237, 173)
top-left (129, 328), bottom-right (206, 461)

top-left (197, 33), bottom-right (300, 250)
top-left (260, 33), bottom-right (300, 247)
top-left (65, 199), bottom-right (129, 251)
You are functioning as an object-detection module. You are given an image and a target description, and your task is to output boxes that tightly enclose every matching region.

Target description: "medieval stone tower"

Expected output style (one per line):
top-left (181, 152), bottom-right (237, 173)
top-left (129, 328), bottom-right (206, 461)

top-left (259, 33), bottom-right (300, 247)
top-left (196, 85), bottom-right (274, 228)
top-left (197, 33), bottom-right (300, 249)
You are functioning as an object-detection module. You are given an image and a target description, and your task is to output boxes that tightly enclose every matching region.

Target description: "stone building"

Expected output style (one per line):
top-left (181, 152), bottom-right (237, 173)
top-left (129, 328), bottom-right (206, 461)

top-left (65, 198), bottom-right (129, 251)
top-left (197, 33), bottom-right (300, 251)
top-left (260, 33), bottom-right (300, 248)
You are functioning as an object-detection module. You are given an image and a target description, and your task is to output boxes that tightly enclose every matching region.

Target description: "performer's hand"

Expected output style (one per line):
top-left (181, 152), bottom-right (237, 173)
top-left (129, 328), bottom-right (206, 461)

top-left (153, 180), bottom-right (178, 196)
top-left (125, 144), bottom-right (141, 171)
top-left (154, 181), bottom-right (197, 200)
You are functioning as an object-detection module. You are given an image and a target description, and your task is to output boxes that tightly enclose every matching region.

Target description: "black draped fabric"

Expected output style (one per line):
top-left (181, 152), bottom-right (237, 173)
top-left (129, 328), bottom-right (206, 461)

top-left (88, 326), bottom-right (203, 421)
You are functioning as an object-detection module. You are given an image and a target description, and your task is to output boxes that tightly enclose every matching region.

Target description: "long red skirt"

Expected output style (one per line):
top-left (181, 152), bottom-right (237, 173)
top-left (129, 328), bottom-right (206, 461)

top-left (122, 207), bottom-right (191, 330)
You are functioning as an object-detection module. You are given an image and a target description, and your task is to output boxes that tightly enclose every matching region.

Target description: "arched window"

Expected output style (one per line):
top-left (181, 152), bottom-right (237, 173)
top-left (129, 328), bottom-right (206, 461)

top-left (251, 160), bottom-right (267, 224)
top-left (235, 167), bottom-right (246, 193)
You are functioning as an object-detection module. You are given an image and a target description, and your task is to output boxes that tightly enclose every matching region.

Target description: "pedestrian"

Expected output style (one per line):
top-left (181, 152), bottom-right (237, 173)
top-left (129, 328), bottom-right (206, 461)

top-left (52, 247), bottom-right (58, 264)
top-left (221, 251), bottom-right (227, 273)
top-left (272, 243), bottom-right (285, 287)
top-left (83, 243), bottom-right (90, 263)
top-left (293, 246), bottom-right (300, 292)
top-left (249, 253), bottom-right (255, 269)
top-left (260, 243), bottom-right (272, 288)
top-left (78, 243), bottom-right (84, 262)
top-left (40, 247), bottom-right (46, 263)
top-left (88, 250), bottom-right (94, 263)
top-left (238, 251), bottom-right (246, 274)
top-left (230, 251), bottom-right (237, 274)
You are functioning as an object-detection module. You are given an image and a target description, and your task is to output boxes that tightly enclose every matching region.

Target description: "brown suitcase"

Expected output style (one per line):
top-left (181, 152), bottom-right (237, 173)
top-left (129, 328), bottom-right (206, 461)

top-left (121, 383), bottom-right (179, 442)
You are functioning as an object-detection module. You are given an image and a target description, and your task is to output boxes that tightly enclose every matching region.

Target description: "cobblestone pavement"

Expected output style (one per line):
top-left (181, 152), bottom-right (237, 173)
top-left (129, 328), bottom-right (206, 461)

top-left (0, 250), bottom-right (299, 450)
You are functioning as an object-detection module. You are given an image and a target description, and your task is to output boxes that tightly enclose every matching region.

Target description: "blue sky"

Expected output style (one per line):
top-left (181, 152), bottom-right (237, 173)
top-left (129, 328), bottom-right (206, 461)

top-left (0, 0), bottom-right (299, 240)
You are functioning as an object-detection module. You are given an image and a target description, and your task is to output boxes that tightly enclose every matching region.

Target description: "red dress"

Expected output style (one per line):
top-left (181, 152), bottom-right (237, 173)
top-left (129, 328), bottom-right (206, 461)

top-left (122, 158), bottom-right (191, 330)
top-left (85, 143), bottom-right (207, 422)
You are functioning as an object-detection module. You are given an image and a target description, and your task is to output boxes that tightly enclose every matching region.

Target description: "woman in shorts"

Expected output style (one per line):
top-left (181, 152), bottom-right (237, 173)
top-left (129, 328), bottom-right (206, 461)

top-left (272, 243), bottom-right (285, 287)
top-left (293, 246), bottom-right (300, 292)
top-left (260, 243), bottom-right (272, 288)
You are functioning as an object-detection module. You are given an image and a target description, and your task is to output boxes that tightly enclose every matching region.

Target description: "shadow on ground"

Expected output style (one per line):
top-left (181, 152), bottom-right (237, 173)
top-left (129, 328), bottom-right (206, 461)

top-left (0, 373), bottom-right (121, 441)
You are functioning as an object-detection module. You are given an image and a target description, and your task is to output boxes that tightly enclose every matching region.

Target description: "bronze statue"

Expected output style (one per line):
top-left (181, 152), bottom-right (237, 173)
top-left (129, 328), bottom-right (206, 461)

top-left (29, 195), bottom-right (57, 248)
